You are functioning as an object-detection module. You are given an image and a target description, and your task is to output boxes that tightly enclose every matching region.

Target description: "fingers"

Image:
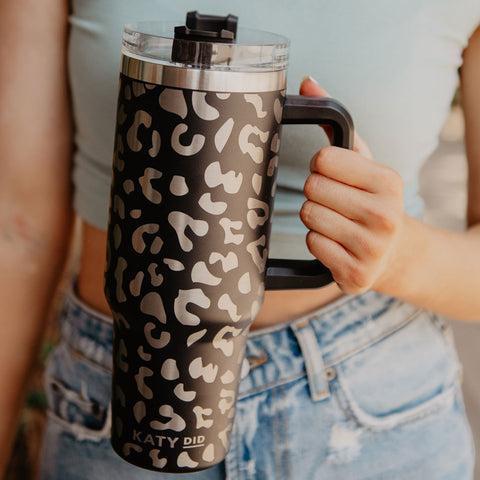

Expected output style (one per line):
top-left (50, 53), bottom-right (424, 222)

top-left (301, 201), bottom-right (382, 259)
top-left (304, 173), bottom-right (381, 225)
top-left (304, 231), bottom-right (372, 293)
top-left (352, 132), bottom-right (373, 159)
top-left (309, 146), bottom-right (404, 196)
top-left (299, 76), bottom-right (331, 97)
top-left (301, 196), bottom-right (404, 294)
top-left (298, 75), bottom-right (405, 295)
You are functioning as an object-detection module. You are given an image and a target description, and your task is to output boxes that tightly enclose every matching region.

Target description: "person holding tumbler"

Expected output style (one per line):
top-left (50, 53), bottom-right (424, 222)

top-left (0, 0), bottom-right (479, 479)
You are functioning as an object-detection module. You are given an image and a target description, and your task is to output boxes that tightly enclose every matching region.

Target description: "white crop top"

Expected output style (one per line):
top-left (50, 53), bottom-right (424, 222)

top-left (68, 0), bottom-right (480, 259)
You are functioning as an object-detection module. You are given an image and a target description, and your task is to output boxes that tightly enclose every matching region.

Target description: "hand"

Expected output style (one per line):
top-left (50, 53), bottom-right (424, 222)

top-left (299, 77), bottom-right (405, 294)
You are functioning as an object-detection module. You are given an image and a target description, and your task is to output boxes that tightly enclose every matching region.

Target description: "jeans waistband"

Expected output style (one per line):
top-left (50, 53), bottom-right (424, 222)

top-left (59, 284), bottom-right (420, 397)
top-left (239, 291), bottom-right (420, 400)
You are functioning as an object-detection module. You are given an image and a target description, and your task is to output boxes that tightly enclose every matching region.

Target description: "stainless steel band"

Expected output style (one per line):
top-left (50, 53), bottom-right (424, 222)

top-left (121, 54), bottom-right (287, 92)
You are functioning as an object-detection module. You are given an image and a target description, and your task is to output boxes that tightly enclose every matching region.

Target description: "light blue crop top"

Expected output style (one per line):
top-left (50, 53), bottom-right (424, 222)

top-left (69, 0), bottom-right (480, 259)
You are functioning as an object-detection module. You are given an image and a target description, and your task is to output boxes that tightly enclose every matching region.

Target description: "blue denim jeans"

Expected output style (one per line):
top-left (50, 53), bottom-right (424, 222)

top-left (40, 285), bottom-right (474, 479)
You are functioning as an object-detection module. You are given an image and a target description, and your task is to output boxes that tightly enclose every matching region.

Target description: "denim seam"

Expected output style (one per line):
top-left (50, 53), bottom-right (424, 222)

top-left (334, 372), bottom-right (457, 431)
top-left (60, 340), bottom-right (113, 374)
top-left (290, 321), bottom-right (330, 403)
top-left (67, 280), bottom-right (114, 326)
top-left (322, 307), bottom-right (422, 368)
top-left (225, 411), bottom-right (238, 480)
top-left (427, 313), bottom-right (465, 388)
top-left (246, 349), bottom-right (268, 372)
top-left (247, 294), bottom-right (359, 339)
top-left (273, 387), bottom-right (282, 480)
top-left (427, 312), bottom-right (461, 358)
top-left (280, 384), bottom-right (291, 480)
top-left (237, 372), bottom-right (306, 400)
top-left (238, 310), bottom-right (421, 399)
top-left (69, 343), bottom-right (112, 372)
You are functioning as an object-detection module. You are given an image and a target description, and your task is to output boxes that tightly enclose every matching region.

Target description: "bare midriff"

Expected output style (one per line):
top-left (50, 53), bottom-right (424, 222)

top-left (77, 221), bottom-right (343, 330)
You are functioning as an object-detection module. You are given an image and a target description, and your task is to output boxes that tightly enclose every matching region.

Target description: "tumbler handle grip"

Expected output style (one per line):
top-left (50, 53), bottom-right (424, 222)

top-left (265, 95), bottom-right (354, 290)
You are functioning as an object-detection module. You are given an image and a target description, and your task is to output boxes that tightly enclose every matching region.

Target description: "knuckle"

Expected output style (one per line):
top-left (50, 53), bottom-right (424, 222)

top-left (365, 203), bottom-right (398, 234)
top-left (313, 146), bottom-right (335, 172)
top-left (361, 236), bottom-right (384, 260)
top-left (348, 227), bottom-right (384, 260)
top-left (379, 166), bottom-right (404, 194)
top-left (333, 268), bottom-right (350, 290)
top-left (346, 262), bottom-right (371, 291)
top-left (303, 174), bottom-right (318, 197)
top-left (300, 201), bottom-right (315, 226)
top-left (305, 230), bottom-right (318, 253)
top-left (378, 212), bottom-right (398, 234)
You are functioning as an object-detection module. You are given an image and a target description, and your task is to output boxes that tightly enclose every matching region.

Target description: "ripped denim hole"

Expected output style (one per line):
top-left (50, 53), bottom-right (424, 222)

top-left (49, 378), bottom-right (108, 431)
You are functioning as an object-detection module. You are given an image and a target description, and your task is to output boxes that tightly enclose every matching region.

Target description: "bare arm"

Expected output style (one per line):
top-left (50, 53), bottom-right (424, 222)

top-left (376, 24), bottom-right (480, 319)
top-left (0, 0), bottom-right (73, 473)
top-left (463, 25), bottom-right (480, 229)
top-left (300, 24), bottom-right (480, 321)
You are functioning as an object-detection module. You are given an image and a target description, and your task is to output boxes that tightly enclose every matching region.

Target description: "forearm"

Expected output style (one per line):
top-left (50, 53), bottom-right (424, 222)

top-left (376, 215), bottom-right (480, 321)
top-left (0, 225), bottom-right (73, 474)
top-left (300, 69), bottom-right (480, 322)
top-left (381, 24), bottom-right (480, 321)
top-left (0, 0), bottom-right (72, 472)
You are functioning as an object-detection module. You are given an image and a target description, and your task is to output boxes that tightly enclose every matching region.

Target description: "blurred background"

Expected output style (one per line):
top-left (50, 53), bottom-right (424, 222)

top-left (419, 102), bottom-right (480, 480)
top-left (4, 100), bottom-right (480, 480)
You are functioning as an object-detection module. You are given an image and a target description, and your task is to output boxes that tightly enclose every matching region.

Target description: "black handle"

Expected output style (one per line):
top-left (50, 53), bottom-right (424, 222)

top-left (265, 95), bottom-right (354, 291)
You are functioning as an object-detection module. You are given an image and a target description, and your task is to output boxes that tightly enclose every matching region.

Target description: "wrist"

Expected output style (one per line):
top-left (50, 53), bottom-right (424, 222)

top-left (372, 213), bottom-right (419, 298)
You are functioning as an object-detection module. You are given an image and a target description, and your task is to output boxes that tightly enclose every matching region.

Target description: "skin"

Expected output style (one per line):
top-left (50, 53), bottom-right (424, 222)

top-left (0, 0), bottom-right (73, 474)
top-left (300, 67), bottom-right (480, 320)
top-left (0, 0), bottom-right (479, 474)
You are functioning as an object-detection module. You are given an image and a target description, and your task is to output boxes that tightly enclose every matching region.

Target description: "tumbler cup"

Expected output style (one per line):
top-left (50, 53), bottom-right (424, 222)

top-left (105, 12), bottom-right (354, 473)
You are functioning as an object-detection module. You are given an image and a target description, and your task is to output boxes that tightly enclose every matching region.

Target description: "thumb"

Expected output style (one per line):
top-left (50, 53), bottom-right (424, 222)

top-left (299, 76), bottom-right (334, 143)
top-left (299, 75), bottom-right (331, 98)
top-left (299, 76), bottom-right (373, 159)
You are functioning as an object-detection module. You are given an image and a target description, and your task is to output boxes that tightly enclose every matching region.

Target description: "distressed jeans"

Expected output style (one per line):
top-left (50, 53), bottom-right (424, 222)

top-left (40, 285), bottom-right (474, 480)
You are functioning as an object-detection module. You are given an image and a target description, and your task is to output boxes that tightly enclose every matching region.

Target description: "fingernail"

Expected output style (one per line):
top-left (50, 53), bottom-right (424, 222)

top-left (301, 75), bottom-right (318, 85)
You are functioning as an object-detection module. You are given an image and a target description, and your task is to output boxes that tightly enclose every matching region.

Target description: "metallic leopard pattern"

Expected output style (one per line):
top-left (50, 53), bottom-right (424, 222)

top-left (105, 75), bottom-right (283, 472)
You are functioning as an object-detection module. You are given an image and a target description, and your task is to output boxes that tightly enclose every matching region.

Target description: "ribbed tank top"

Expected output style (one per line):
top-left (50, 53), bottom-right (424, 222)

top-left (68, 0), bottom-right (480, 258)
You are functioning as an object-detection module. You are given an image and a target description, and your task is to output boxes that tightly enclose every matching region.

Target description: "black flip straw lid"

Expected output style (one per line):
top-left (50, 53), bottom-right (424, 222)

top-left (172, 11), bottom-right (238, 64)
top-left (175, 11), bottom-right (238, 42)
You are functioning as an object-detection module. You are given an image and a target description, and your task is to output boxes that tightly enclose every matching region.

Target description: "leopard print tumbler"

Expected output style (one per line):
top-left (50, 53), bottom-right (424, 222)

top-left (105, 73), bottom-right (288, 472)
top-left (105, 25), bottom-right (353, 473)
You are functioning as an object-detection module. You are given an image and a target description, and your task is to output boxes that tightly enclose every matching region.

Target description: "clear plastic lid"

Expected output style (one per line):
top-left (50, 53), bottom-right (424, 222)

top-left (122, 21), bottom-right (289, 72)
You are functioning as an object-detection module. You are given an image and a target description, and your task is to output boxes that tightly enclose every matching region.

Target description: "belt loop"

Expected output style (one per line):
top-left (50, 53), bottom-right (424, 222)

top-left (290, 319), bottom-right (330, 403)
